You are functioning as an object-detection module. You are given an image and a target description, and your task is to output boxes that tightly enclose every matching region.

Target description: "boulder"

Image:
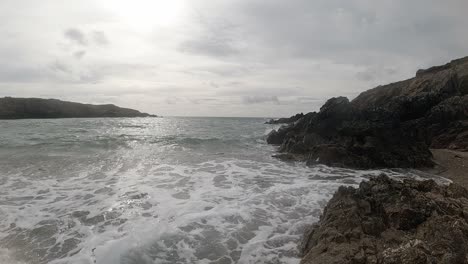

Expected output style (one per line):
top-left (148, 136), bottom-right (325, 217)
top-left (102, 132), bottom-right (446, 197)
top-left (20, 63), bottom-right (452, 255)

top-left (266, 130), bottom-right (284, 145)
top-left (301, 175), bottom-right (468, 264)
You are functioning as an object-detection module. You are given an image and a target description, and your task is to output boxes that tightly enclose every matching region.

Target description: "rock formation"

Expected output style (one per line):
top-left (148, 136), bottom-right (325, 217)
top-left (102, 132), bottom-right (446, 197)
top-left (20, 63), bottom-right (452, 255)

top-left (267, 56), bottom-right (468, 169)
top-left (265, 113), bottom-right (305, 124)
top-left (301, 175), bottom-right (468, 264)
top-left (0, 97), bottom-right (157, 119)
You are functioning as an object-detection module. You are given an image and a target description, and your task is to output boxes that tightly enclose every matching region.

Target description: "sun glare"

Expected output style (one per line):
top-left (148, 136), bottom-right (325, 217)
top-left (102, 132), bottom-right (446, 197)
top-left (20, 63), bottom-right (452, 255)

top-left (103, 0), bottom-right (186, 31)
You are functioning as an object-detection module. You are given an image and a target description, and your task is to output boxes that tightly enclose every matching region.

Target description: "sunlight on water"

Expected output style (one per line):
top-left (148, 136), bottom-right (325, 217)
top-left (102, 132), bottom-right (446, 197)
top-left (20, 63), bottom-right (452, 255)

top-left (0, 117), bottom-right (448, 264)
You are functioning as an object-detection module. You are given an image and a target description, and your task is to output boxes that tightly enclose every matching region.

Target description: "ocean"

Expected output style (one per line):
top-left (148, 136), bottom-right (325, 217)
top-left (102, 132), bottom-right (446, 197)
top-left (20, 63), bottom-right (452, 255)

top-left (0, 117), bottom-right (445, 264)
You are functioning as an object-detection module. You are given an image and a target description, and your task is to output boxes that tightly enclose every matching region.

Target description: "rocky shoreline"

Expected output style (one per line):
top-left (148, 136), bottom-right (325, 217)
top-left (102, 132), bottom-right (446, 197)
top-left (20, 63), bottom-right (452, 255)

top-left (265, 113), bottom-right (305, 124)
top-left (265, 57), bottom-right (468, 263)
top-left (300, 175), bottom-right (468, 264)
top-left (267, 56), bottom-right (468, 169)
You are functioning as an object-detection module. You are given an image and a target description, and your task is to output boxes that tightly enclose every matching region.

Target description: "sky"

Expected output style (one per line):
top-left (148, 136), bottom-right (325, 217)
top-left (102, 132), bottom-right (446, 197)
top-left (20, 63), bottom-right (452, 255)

top-left (1, 0), bottom-right (468, 117)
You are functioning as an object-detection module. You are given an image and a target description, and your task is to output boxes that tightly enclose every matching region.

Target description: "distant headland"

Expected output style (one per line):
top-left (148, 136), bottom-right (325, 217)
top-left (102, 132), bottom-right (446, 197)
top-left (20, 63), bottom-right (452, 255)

top-left (0, 97), bottom-right (157, 119)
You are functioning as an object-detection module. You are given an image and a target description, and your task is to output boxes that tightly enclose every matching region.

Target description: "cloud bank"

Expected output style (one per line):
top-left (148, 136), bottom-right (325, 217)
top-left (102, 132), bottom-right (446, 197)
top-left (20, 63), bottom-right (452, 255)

top-left (1, 0), bottom-right (467, 117)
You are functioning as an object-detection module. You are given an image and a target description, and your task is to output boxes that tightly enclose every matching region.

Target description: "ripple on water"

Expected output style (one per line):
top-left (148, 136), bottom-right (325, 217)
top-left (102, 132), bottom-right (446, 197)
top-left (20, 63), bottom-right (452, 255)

top-left (0, 118), bottom-right (450, 264)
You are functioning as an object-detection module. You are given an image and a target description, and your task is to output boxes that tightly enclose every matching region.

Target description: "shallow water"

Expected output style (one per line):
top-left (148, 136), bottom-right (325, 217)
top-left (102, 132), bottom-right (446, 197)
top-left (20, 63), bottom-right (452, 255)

top-left (0, 117), bottom-right (448, 264)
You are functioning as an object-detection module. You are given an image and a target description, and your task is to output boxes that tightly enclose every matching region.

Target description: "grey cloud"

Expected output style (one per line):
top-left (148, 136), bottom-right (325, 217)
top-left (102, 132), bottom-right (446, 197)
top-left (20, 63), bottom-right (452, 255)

top-left (209, 82), bottom-right (219, 88)
top-left (218, 85), bottom-right (304, 97)
top-left (49, 61), bottom-right (72, 74)
top-left (73, 50), bottom-right (86, 59)
top-left (92, 31), bottom-right (109, 46)
top-left (189, 98), bottom-right (220, 105)
top-left (179, 16), bottom-right (241, 57)
top-left (190, 0), bottom-right (468, 67)
top-left (297, 96), bottom-right (322, 103)
top-left (0, 66), bottom-right (45, 83)
top-left (165, 96), bottom-right (182, 104)
top-left (64, 29), bottom-right (109, 48)
top-left (184, 64), bottom-right (252, 78)
top-left (2, 0), bottom-right (468, 117)
top-left (356, 66), bottom-right (399, 82)
top-left (355, 71), bottom-right (375, 82)
top-left (179, 37), bottom-right (238, 57)
top-left (242, 95), bottom-right (279, 104)
top-left (64, 28), bottom-right (87, 46)
top-left (48, 60), bottom-right (101, 84)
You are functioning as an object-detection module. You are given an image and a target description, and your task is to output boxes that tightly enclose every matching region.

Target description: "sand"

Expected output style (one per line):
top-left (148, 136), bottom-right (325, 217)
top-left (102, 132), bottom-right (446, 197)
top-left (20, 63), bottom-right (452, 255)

top-left (427, 149), bottom-right (468, 189)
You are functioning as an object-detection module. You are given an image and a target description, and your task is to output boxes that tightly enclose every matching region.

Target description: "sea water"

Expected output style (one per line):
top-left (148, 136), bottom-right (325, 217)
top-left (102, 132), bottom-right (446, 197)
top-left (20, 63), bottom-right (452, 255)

top-left (0, 117), bottom-right (448, 264)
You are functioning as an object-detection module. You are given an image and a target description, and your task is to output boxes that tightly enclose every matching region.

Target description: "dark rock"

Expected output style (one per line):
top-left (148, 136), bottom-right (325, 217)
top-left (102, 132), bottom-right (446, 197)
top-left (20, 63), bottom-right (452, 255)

top-left (301, 175), bottom-right (468, 264)
top-left (318, 97), bottom-right (353, 119)
top-left (265, 113), bottom-right (305, 124)
top-left (272, 153), bottom-right (301, 161)
top-left (266, 56), bottom-right (468, 169)
top-left (266, 125), bottom-right (291, 145)
top-left (266, 130), bottom-right (283, 145)
top-left (0, 97), bottom-right (157, 119)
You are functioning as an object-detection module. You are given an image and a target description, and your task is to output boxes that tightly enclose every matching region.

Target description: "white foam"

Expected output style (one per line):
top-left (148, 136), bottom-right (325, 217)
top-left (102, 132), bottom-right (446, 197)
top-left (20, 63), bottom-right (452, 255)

top-left (0, 249), bottom-right (27, 264)
top-left (0, 118), bottom-right (447, 264)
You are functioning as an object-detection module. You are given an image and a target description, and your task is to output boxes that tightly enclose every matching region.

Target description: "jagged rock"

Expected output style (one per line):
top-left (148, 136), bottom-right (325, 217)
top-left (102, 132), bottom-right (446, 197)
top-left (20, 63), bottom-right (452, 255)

top-left (265, 113), bottom-right (305, 124)
top-left (0, 97), bottom-right (157, 119)
top-left (267, 56), bottom-right (468, 169)
top-left (266, 130), bottom-right (284, 145)
top-left (301, 175), bottom-right (468, 264)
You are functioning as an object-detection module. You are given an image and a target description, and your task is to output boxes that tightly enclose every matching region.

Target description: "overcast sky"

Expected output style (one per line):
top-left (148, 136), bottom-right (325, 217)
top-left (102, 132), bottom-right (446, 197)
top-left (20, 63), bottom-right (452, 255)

top-left (1, 0), bottom-right (468, 117)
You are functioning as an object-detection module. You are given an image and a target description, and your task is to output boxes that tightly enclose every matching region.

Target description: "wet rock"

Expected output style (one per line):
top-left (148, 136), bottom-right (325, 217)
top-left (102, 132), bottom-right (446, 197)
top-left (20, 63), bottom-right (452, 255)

top-left (272, 153), bottom-right (300, 161)
top-left (266, 130), bottom-right (283, 145)
top-left (266, 125), bottom-right (291, 145)
top-left (300, 175), bottom-right (468, 264)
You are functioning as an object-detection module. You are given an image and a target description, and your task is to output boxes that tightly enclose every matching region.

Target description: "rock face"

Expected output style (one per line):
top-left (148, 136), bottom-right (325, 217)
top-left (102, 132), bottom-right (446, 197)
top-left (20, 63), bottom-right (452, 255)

top-left (265, 113), bottom-right (305, 124)
top-left (301, 175), bottom-right (468, 264)
top-left (267, 56), bottom-right (468, 169)
top-left (0, 97), bottom-right (157, 119)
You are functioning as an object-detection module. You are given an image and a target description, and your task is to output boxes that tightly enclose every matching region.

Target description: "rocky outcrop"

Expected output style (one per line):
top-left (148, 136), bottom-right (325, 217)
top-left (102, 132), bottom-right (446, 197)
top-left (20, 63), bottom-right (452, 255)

top-left (301, 175), bottom-right (468, 264)
top-left (0, 97), bottom-right (157, 119)
top-left (265, 113), bottom-right (305, 124)
top-left (267, 56), bottom-right (468, 169)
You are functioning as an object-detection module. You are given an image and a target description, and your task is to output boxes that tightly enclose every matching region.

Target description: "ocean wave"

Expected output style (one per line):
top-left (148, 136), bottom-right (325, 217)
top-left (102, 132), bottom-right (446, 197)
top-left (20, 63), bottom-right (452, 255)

top-left (0, 117), bottom-right (445, 264)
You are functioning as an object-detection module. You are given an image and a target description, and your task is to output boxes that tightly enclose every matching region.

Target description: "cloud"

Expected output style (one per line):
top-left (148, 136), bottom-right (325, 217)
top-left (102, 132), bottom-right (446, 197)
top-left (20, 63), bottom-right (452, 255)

top-left (178, 16), bottom-right (241, 57)
top-left (73, 50), bottom-right (86, 59)
top-left (165, 96), bottom-right (182, 104)
top-left (0, 66), bottom-right (44, 83)
top-left (92, 31), bottom-right (109, 46)
top-left (179, 38), bottom-right (238, 57)
top-left (64, 28), bottom-right (87, 46)
top-left (1, 0), bottom-right (468, 117)
top-left (356, 66), bottom-right (399, 82)
top-left (242, 95), bottom-right (279, 104)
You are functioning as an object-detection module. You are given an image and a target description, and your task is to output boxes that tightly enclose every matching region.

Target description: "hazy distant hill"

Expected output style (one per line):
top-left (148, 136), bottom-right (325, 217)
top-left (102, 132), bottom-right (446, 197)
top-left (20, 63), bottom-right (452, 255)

top-left (0, 97), bottom-right (156, 119)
